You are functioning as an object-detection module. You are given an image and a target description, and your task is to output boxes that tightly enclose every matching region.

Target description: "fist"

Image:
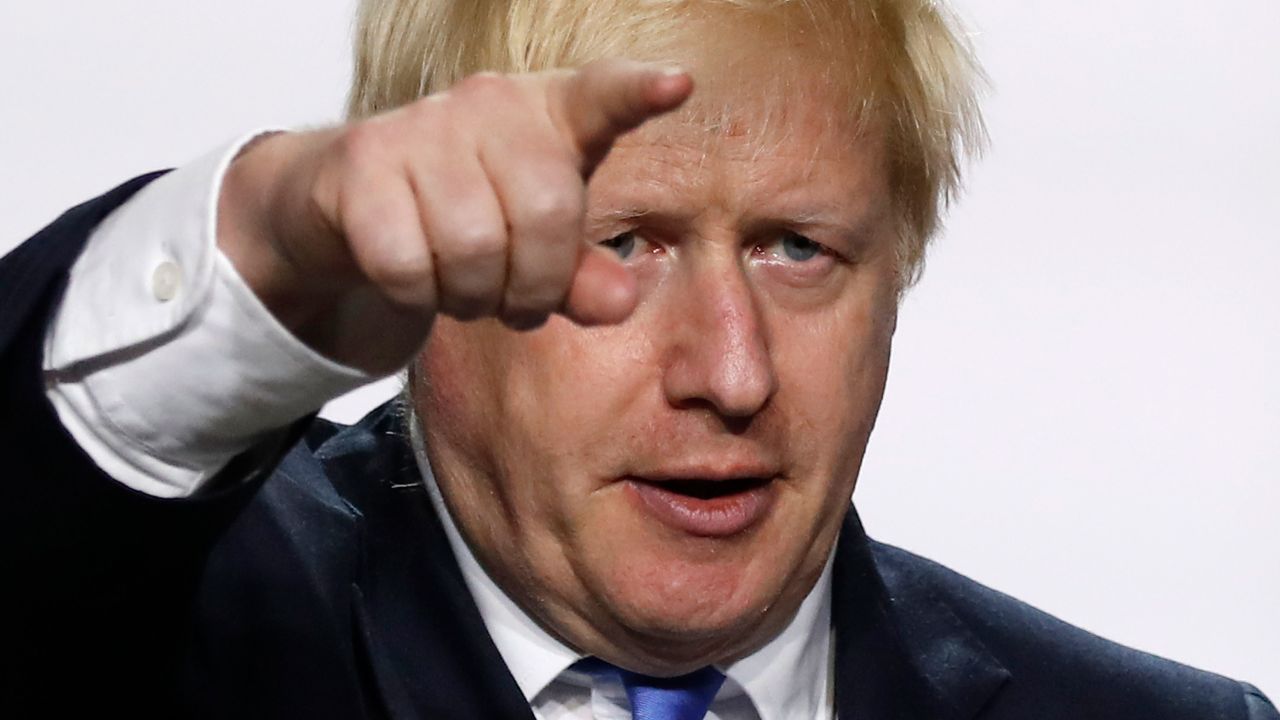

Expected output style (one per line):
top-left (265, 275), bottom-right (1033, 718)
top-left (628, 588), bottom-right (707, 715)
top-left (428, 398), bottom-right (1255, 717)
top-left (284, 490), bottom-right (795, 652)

top-left (218, 59), bottom-right (693, 373)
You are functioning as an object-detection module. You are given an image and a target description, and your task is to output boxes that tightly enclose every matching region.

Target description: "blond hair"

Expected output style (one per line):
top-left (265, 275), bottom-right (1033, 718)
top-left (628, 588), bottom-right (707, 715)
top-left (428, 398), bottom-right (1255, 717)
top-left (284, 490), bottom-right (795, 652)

top-left (348, 0), bottom-right (985, 286)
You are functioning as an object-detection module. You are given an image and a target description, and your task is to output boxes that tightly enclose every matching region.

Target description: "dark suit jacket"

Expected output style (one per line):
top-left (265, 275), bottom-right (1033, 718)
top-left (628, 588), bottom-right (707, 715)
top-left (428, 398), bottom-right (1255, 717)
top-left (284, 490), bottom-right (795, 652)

top-left (1, 176), bottom-right (1275, 719)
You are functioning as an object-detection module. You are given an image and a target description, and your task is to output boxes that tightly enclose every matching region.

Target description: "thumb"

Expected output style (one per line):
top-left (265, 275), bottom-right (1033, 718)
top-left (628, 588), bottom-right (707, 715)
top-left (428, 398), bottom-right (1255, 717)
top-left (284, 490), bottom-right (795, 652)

top-left (561, 246), bottom-right (638, 326)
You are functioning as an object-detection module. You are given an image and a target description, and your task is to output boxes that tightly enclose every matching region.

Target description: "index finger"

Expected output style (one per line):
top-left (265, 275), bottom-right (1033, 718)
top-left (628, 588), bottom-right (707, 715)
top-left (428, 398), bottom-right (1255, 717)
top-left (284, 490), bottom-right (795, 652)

top-left (551, 59), bottom-right (694, 175)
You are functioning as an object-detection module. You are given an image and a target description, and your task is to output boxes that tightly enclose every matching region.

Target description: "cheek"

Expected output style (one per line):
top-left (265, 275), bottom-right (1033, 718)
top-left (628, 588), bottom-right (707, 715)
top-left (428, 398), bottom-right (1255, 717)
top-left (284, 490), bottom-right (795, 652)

top-left (419, 320), bottom-right (504, 452)
top-left (422, 314), bottom-right (664, 483)
top-left (521, 318), bottom-right (655, 420)
top-left (769, 278), bottom-right (895, 474)
top-left (423, 319), bottom-right (614, 428)
top-left (454, 318), bottom-right (666, 505)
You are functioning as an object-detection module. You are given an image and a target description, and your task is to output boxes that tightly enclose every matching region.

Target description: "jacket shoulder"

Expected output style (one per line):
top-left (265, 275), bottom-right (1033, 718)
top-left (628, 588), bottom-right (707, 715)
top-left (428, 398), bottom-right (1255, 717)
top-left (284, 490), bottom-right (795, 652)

top-left (868, 540), bottom-right (1273, 719)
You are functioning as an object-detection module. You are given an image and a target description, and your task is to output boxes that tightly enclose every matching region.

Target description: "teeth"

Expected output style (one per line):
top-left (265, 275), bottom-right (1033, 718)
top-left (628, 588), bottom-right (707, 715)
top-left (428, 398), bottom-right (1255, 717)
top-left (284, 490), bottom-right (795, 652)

top-left (661, 477), bottom-right (769, 499)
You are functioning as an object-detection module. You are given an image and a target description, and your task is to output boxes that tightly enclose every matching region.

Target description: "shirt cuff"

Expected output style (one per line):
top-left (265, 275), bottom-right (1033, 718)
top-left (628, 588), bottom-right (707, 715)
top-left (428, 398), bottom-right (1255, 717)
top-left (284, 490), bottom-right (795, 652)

top-left (44, 131), bottom-right (376, 498)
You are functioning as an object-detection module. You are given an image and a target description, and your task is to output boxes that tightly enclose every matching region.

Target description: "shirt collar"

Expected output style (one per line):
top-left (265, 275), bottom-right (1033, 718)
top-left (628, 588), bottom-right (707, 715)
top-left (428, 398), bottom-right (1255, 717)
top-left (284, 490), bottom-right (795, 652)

top-left (413, 431), bottom-right (834, 719)
top-left (721, 550), bottom-right (834, 720)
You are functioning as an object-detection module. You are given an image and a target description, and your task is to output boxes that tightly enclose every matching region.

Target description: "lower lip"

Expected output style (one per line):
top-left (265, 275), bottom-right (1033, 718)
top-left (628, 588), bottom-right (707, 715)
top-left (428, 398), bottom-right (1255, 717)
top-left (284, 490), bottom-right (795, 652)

top-left (624, 478), bottom-right (776, 537)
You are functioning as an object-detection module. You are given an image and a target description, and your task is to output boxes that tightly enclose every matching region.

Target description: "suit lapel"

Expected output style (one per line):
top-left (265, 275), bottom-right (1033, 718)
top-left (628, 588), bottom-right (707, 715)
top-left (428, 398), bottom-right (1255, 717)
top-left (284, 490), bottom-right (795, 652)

top-left (832, 508), bottom-right (1010, 720)
top-left (325, 406), bottom-right (534, 720)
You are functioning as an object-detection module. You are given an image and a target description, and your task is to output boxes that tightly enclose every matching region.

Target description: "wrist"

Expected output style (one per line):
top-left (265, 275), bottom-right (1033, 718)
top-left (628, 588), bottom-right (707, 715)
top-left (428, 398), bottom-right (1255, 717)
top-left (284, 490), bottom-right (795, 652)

top-left (217, 130), bottom-right (343, 338)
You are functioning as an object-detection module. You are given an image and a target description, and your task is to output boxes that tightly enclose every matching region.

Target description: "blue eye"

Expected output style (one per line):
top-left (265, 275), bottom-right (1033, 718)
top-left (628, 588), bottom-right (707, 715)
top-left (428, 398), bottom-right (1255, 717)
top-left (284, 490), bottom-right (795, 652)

top-left (601, 231), bottom-right (637, 259)
top-left (779, 232), bottom-right (822, 262)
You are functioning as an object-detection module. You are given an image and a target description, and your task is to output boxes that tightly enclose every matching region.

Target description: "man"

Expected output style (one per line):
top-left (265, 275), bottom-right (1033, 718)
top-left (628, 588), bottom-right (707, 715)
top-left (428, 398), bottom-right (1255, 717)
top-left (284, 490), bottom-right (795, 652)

top-left (0, 0), bottom-right (1273, 718)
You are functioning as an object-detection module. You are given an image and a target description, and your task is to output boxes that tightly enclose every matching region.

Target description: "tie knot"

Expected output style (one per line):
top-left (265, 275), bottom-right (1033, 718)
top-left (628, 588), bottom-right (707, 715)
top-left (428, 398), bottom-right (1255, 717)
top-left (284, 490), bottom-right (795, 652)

top-left (573, 658), bottom-right (726, 720)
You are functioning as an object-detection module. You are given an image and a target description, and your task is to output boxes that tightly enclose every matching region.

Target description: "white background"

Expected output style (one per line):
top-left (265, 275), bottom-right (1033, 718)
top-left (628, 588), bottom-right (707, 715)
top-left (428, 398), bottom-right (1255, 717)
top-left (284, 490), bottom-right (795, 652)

top-left (2, 0), bottom-right (1275, 697)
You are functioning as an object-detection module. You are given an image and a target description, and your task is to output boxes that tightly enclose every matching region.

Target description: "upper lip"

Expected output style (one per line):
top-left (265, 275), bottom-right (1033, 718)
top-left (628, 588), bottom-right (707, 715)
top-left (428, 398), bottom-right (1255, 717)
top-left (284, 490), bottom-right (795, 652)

top-left (626, 462), bottom-right (781, 484)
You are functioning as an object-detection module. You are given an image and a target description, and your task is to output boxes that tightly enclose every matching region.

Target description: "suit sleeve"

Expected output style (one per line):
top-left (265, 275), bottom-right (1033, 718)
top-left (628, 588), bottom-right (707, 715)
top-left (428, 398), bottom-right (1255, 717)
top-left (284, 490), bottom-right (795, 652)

top-left (1244, 683), bottom-right (1280, 720)
top-left (0, 175), bottom-right (305, 704)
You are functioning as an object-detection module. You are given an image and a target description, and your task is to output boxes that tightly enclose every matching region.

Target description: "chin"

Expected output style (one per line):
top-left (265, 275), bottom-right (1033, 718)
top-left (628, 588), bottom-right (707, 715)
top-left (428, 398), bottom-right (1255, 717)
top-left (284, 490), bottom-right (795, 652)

top-left (584, 531), bottom-right (789, 659)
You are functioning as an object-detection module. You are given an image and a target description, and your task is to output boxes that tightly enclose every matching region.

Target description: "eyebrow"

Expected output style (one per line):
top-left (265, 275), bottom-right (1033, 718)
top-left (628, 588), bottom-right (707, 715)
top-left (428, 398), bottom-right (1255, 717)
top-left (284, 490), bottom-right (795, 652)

top-left (588, 202), bottom-right (880, 239)
top-left (779, 209), bottom-right (845, 227)
top-left (590, 208), bottom-right (652, 224)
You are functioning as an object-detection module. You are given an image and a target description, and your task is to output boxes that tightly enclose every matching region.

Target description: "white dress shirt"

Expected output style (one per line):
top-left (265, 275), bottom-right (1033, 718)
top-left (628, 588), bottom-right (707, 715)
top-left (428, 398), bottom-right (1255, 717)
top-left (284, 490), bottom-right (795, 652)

top-left (40, 133), bottom-right (837, 719)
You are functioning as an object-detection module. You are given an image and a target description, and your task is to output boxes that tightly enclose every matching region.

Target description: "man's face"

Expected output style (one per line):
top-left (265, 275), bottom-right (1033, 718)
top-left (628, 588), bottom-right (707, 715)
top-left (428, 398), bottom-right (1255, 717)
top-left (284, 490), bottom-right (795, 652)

top-left (416, 55), bottom-right (900, 673)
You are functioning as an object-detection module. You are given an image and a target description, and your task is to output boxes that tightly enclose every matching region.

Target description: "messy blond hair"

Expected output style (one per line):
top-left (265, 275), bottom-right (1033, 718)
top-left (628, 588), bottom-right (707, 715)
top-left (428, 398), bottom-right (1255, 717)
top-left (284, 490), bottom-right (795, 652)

top-left (348, 0), bottom-right (985, 286)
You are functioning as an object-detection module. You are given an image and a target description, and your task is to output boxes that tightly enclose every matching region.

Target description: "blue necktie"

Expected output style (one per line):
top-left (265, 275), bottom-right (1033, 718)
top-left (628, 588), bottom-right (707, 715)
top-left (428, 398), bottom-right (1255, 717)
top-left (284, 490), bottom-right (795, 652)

top-left (575, 658), bottom-right (727, 720)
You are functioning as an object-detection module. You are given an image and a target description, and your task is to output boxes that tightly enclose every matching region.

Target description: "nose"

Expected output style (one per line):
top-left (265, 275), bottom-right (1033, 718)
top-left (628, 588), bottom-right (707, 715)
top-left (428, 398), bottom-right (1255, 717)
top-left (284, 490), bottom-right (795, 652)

top-left (660, 255), bottom-right (778, 421)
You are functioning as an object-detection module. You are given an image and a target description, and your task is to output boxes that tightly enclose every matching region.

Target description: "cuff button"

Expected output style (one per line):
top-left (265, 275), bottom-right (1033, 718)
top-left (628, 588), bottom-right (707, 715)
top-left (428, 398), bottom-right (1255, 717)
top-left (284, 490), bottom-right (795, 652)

top-left (151, 261), bottom-right (183, 302)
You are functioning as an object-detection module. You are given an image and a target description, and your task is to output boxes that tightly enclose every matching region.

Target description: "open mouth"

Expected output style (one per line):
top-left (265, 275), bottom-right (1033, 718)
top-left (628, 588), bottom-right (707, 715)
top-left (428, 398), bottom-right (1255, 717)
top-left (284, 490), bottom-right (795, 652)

top-left (624, 476), bottom-right (777, 537)
top-left (646, 476), bottom-right (774, 499)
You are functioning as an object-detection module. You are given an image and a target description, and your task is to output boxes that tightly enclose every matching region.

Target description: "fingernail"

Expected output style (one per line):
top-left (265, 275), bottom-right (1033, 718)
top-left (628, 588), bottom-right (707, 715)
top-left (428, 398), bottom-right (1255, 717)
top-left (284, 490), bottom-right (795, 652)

top-left (658, 65), bottom-right (687, 77)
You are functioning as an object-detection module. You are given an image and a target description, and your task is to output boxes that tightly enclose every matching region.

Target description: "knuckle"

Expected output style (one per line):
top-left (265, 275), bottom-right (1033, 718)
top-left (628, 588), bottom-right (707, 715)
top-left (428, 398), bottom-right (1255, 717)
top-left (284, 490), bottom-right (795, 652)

top-left (450, 222), bottom-right (507, 261)
top-left (505, 267), bottom-right (573, 313)
top-left (519, 184), bottom-right (583, 231)
top-left (364, 248), bottom-right (433, 298)
top-left (404, 95), bottom-right (450, 130)
top-left (435, 225), bottom-right (506, 320)
top-left (335, 121), bottom-right (388, 164)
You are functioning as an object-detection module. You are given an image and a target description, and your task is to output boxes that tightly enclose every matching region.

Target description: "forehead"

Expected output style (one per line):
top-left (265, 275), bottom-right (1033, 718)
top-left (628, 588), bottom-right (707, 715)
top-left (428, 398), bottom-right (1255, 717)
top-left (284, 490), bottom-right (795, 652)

top-left (593, 68), bottom-right (888, 226)
top-left (591, 7), bottom-right (888, 213)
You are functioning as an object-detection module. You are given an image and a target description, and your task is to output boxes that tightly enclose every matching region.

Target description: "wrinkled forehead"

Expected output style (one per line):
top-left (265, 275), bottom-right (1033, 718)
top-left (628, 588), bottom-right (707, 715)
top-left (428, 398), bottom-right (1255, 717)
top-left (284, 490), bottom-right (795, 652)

top-left (665, 72), bottom-right (870, 161)
top-left (569, 11), bottom-right (889, 237)
top-left (597, 109), bottom-right (888, 240)
top-left (628, 12), bottom-right (877, 156)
